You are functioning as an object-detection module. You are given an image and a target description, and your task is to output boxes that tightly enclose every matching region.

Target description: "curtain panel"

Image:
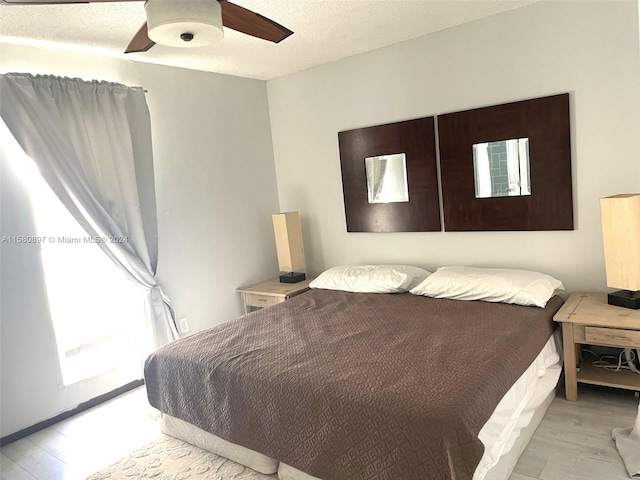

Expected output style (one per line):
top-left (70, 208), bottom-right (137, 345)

top-left (0, 72), bottom-right (177, 351)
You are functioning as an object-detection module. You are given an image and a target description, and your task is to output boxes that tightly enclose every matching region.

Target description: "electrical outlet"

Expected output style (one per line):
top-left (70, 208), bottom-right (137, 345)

top-left (178, 317), bottom-right (190, 334)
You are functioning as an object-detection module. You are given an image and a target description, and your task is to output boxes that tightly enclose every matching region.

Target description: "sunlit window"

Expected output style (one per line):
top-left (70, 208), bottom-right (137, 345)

top-left (1, 121), bottom-right (146, 385)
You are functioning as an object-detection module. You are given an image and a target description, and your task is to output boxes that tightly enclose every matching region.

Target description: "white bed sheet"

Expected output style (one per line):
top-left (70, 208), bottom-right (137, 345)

top-left (161, 330), bottom-right (562, 480)
top-left (474, 328), bottom-right (562, 479)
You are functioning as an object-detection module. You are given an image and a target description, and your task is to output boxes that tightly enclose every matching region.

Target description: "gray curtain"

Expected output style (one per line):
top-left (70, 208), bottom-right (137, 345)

top-left (0, 73), bottom-right (177, 352)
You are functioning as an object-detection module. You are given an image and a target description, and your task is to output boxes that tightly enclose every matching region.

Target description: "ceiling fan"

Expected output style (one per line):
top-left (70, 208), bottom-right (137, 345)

top-left (0, 0), bottom-right (294, 54)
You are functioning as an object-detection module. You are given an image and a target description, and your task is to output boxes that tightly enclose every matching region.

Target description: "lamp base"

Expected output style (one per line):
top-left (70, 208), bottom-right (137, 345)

top-left (607, 290), bottom-right (640, 309)
top-left (279, 272), bottom-right (306, 283)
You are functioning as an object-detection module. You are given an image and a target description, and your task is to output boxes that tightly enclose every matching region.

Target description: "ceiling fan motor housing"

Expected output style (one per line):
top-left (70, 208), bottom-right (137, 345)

top-left (145, 0), bottom-right (224, 47)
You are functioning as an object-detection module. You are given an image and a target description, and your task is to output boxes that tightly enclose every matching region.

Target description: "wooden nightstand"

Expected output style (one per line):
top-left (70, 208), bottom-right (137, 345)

top-left (236, 278), bottom-right (313, 314)
top-left (554, 292), bottom-right (640, 401)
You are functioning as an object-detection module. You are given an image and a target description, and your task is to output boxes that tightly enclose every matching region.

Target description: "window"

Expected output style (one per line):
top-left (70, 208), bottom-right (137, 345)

top-left (2, 121), bottom-right (146, 386)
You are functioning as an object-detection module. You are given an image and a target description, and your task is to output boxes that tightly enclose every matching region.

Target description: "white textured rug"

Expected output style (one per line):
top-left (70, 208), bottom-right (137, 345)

top-left (612, 400), bottom-right (640, 479)
top-left (87, 434), bottom-right (277, 479)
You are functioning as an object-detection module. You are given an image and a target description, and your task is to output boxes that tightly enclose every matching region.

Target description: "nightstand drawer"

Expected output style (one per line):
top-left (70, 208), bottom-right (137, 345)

top-left (237, 278), bottom-right (313, 315)
top-left (243, 293), bottom-right (282, 309)
top-left (584, 326), bottom-right (640, 348)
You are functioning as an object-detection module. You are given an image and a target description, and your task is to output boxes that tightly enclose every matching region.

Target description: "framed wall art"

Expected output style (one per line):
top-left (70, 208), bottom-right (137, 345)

top-left (338, 117), bottom-right (440, 232)
top-left (438, 93), bottom-right (573, 231)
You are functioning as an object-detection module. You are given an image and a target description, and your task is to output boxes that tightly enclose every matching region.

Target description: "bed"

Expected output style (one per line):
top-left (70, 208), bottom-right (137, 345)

top-left (145, 266), bottom-right (564, 480)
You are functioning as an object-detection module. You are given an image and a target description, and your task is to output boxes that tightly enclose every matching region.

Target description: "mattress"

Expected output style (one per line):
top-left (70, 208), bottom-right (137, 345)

top-left (160, 330), bottom-right (562, 480)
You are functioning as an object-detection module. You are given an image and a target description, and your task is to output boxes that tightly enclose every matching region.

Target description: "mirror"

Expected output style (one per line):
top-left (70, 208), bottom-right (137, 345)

top-left (365, 153), bottom-right (409, 204)
top-left (473, 138), bottom-right (531, 198)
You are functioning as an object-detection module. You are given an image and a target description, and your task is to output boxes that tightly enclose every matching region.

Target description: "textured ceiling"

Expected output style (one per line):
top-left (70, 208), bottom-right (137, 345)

top-left (0, 0), bottom-right (542, 80)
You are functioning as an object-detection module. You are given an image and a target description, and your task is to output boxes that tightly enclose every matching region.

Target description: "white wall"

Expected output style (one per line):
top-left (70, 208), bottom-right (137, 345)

top-left (267, 0), bottom-right (640, 294)
top-left (142, 63), bottom-right (280, 332)
top-left (0, 44), bottom-right (280, 436)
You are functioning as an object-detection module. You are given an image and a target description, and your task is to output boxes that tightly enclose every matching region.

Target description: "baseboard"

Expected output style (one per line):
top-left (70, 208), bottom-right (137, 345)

top-left (0, 379), bottom-right (144, 446)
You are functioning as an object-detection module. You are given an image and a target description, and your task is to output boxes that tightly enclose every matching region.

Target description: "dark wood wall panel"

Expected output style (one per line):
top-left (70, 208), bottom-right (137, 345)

top-left (438, 93), bottom-right (573, 231)
top-left (338, 117), bottom-right (440, 232)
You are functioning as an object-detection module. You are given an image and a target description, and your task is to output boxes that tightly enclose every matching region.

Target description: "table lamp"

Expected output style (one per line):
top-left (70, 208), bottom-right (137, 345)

top-left (272, 211), bottom-right (306, 283)
top-left (600, 193), bottom-right (640, 309)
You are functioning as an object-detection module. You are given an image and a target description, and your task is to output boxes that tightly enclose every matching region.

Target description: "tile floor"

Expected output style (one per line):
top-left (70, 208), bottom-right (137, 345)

top-left (0, 387), bottom-right (160, 480)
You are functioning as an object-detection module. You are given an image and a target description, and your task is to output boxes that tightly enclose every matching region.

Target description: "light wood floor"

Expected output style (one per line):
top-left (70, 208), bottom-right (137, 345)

top-left (512, 386), bottom-right (638, 480)
top-left (0, 387), bottom-right (160, 479)
top-left (0, 385), bottom-right (637, 480)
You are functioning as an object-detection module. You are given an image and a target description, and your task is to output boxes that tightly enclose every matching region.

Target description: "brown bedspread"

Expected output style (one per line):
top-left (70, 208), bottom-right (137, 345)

top-left (145, 289), bottom-right (563, 480)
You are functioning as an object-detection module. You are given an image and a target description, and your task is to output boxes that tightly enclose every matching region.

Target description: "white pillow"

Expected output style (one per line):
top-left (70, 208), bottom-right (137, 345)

top-left (310, 265), bottom-right (432, 294)
top-left (409, 266), bottom-right (564, 307)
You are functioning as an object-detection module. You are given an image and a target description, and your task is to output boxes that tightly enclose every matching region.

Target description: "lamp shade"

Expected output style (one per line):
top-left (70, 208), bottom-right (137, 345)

top-left (146, 0), bottom-right (224, 48)
top-left (600, 193), bottom-right (640, 291)
top-left (272, 212), bottom-right (306, 274)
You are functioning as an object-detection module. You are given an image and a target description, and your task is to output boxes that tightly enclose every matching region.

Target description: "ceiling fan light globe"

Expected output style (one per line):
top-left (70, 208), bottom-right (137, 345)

top-left (145, 0), bottom-right (224, 48)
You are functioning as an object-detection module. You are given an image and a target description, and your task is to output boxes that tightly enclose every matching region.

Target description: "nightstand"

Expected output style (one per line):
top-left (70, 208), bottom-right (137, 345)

top-left (554, 292), bottom-right (640, 401)
top-left (236, 278), bottom-right (313, 314)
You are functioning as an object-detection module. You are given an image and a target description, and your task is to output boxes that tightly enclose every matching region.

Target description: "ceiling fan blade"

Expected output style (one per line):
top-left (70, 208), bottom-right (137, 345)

top-left (220, 0), bottom-right (293, 44)
top-left (1, 0), bottom-right (140, 3)
top-left (125, 22), bottom-right (155, 54)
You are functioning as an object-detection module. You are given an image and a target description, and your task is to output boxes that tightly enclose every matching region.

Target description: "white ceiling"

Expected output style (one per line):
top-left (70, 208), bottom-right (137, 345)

top-left (0, 0), bottom-right (542, 81)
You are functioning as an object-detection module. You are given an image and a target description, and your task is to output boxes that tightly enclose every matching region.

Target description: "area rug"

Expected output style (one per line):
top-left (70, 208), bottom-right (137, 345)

top-left (87, 434), bottom-right (277, 479)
